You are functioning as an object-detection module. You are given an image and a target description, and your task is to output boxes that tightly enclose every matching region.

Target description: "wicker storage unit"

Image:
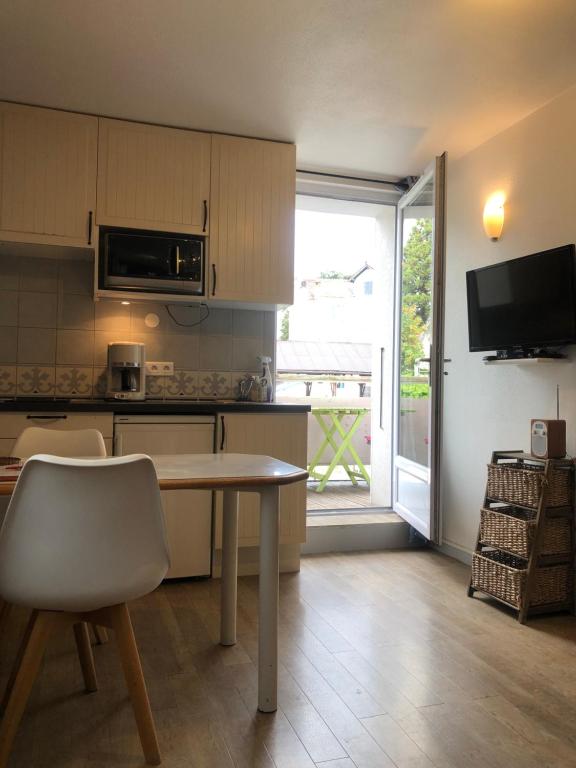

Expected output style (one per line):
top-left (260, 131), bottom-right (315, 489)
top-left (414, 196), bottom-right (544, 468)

top-left (471, 551), bottom-right (571, 609)
top-left (469, 451), bottom-right (575, 623)
top-left (479, 506), bottom-right (571, 559)
top-left (486, 462), bottom-right (571, 508)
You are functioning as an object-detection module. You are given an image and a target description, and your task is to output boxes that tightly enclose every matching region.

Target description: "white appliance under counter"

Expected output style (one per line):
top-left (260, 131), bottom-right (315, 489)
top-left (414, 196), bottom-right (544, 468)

top-left (114, 414), bottom-right (215, 578)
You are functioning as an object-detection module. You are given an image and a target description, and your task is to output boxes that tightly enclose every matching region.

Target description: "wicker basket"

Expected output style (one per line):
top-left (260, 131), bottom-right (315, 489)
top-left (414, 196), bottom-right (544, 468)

top-left (486, 462), bottom-right (572, 508)
top-left (471, 550), bottom-right (572, 608)
top-left (479, 506), bottom-right (571, 558)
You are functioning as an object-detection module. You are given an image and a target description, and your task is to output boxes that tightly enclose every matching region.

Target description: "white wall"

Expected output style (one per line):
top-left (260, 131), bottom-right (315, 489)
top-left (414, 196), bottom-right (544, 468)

top-left (442, 83), bottom-right (576, 559)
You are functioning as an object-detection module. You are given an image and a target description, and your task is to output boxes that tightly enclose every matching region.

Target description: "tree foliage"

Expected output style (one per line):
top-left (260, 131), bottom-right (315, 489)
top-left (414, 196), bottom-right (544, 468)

top-left (401, 303), bottom-right (426, 376)
top-left (400, 218), bottom-right (432, 375)
top-left (319, 270), bottom-right (351, 280)
top-left (279, 309), bottom-right (290, 341)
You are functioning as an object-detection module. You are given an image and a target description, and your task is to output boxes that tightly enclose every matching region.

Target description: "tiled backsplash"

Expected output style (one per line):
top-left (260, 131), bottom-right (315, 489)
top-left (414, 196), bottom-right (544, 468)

top-left (0, 253), bottom-right (275, 399)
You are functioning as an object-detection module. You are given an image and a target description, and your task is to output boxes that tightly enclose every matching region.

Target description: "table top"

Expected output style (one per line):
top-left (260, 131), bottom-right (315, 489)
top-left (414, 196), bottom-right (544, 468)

top-left (0, 453), bottom-right (308, 495)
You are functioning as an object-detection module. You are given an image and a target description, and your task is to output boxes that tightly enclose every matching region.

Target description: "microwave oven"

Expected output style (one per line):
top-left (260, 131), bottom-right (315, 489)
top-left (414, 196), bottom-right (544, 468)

top-left (98, 226), bottom-right (205, 296)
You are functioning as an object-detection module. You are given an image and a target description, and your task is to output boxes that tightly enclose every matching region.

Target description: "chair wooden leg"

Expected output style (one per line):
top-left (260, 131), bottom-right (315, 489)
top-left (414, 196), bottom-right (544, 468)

top-left (107, 604), bottom-right (161, 766)
top-left (73, 622), bottom-right (98, 693)
top-left (0, 611), bottom-right (55, 768)
top-left (0, 610), bottom-right (36, 715)
top-left (91, 623), bottom-right (108, 645)
top-left (0, 599), bottom-right (12, 636)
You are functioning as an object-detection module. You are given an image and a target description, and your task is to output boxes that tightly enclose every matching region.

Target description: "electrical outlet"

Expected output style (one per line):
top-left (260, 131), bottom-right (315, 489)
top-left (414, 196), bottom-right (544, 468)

top-left (146, 361), bottom-right (174, 376)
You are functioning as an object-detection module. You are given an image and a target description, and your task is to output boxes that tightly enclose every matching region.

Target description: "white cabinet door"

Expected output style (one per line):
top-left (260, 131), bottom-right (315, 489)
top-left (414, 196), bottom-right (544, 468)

top-left (97, 118), bottom-right (211, 234)
top-left (0, 103), bottom-right (97, 247)
top-left (209, 135), bottom-right (295, 304)
top-left (114, 421), bottom-right (213, 578)
top-left (215, 412), bottom-right (307, 547)
top-left (0, 412), bottom-right (113, 455)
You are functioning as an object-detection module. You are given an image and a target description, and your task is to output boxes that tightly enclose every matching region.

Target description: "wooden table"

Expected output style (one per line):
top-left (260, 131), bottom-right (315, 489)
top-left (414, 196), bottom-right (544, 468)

top-left (0, 453), bottom-right (308, 713)
top-left (307, 407), bottom-right (370, 492)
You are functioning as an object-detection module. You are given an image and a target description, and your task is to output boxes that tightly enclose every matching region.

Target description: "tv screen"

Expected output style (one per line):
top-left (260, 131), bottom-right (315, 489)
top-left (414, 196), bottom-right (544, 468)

top-left (466, 245), bottom-right (576, 352)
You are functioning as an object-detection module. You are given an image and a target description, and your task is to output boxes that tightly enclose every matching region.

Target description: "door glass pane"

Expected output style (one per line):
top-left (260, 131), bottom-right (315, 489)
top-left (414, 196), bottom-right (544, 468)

top-left (398, 179), bottom-right (434, 466)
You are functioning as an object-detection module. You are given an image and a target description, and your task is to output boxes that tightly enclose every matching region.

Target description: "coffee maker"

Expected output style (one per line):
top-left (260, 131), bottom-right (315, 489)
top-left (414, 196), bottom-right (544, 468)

top-left (106, 342), bottom-right (146, 400)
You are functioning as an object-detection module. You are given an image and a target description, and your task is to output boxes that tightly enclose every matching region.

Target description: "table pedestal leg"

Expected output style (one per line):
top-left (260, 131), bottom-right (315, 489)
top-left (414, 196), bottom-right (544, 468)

top-left (220, 490), bottom-right (239, 646)
top-left (258, 486), bottom-right (280, 713)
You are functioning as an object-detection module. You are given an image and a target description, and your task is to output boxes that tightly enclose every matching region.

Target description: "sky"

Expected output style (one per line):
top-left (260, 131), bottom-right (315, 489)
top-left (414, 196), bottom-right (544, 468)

top-left (294, 209), bottom-right (379, 281)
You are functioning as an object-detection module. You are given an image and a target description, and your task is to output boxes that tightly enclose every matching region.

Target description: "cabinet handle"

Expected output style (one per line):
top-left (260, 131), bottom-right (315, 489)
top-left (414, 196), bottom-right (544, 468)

top-left (26, 414), bottom-right (67, 420)
top-left (202, 200), bottom-right (208, 233)
top-left (220, 415), bottom-right (226, 451)
top-left (212, 264), bottom-right (217, 296)
top-left (87, 210), bottom-right (93, 245)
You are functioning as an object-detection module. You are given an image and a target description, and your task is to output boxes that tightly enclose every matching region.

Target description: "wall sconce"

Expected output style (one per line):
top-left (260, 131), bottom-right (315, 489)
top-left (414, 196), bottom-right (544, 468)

top-left (483, 193), bottom-right (505, 241)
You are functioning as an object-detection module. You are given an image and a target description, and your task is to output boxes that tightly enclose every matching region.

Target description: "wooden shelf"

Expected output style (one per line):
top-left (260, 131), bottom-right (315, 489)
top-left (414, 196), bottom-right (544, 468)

top-left (485, 497), bottom-right (574, 516)
top-left (484, 357), bottom-right (567, 366)
top-left (490, 451), bottom-right (573, 465)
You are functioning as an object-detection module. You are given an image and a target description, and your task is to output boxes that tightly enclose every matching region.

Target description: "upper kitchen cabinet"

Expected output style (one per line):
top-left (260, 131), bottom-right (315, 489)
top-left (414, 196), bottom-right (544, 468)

top-left (97, 118), bottom-right (211, 234)
top-left (209, 135), bottom-right (295, 305)
top-left (0, 103), bottom-right (97, 247)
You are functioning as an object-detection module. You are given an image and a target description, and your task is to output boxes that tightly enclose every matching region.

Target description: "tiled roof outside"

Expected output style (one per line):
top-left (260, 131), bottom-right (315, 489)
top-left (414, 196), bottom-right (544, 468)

top-left (276, 340), bottom-right (372, 374)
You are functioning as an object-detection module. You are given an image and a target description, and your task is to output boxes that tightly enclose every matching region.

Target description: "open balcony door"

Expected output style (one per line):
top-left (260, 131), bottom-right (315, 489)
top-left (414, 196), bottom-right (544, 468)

top-left (392, 155), bottom-right (446, 543)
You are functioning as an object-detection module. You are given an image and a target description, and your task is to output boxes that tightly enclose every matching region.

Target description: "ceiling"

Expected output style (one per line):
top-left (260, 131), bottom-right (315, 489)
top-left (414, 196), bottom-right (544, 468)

top-left (1, 0), bottom-right (576, 179)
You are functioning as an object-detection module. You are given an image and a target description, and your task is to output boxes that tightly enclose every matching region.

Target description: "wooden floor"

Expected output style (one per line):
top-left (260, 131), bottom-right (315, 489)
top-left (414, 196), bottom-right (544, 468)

top-left (3, 549), bottom-right (576, 767)
top-left (307, 482), bottom-right (371, 510)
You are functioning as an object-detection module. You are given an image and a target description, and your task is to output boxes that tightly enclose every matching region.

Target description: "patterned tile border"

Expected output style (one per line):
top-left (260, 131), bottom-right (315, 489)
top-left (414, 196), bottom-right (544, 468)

top-left (92, 368), bottom-right (108, 397)
top-left (8, 367), bottom-right (263, 401)
top-left (146, 374), bottom-right (166, 398)
top-left (164, 371), bottom-right (198, 399)
top-left (0, 366), bottom-right (16, 396)
top-left (55, 367), bottom-right (92, 397)
top-left (16, 366), bottom-right (56, 396)
top-left (197, 371), bottom-right (232, 399)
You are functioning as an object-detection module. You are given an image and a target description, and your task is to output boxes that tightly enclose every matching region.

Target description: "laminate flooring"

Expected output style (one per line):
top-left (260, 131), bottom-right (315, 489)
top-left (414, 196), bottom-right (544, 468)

top-left (2, 549), bottom-right (576, 767)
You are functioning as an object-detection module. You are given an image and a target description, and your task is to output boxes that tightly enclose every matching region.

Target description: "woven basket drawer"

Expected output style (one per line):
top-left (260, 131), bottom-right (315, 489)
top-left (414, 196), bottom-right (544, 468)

top-left (486, 463), bottom-right (571, 508)
top-left (471, 551), bottom-right (572, 609)
top-left (479, 506), bottom-right (571, 558)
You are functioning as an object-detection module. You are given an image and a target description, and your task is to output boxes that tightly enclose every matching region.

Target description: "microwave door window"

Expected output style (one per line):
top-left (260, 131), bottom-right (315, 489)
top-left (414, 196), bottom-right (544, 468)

top-left (177, 242), bottom-right (203, 282)
top-left (107, 235), bottom-right (174, 279)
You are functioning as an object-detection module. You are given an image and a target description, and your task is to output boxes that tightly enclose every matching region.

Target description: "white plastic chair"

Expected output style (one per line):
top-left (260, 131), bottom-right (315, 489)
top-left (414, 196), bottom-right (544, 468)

top-left (0, 454), bottom-right (170, 767)
top-left (13, 427), bottom-right (106, 459)
top-left (3, 427), bottom-right (109, 643)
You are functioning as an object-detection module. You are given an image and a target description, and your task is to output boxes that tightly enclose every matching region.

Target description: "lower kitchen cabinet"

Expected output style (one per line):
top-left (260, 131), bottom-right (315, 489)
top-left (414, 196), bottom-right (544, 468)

top-left (215, 412), bottom-right (308, 548)
top-left (113, 415), bottom-right (214, 579)
top-left (0, 412), bottom-right (114, 456)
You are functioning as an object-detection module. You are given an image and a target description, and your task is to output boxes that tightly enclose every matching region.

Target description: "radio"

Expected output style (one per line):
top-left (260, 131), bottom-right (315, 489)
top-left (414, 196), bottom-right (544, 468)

top-left (530, 419), bottom-right (566, 459)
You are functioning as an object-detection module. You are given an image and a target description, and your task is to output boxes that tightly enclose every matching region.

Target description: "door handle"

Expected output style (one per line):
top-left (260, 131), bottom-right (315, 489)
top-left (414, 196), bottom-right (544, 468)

top-left (26, 414), bottom-right (67, 420)
top-left (212, 264), bottom-right (217, 296)
top-left (417, 357), bottom-right (451, 363)
top-left (203, 200), bottom-right (208, 233)
top-left (220, 415), bottom-right (226, 451)
top-left (87, 210), bottom-right (93, 245)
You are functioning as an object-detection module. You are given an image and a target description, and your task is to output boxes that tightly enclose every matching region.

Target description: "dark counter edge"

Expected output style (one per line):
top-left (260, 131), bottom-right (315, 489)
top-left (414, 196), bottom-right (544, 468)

top-left (0, 399), bottom-right (311, 415)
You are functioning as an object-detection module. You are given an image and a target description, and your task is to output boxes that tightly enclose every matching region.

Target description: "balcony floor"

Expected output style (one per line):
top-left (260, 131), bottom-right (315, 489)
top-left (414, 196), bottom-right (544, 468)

top-left (307, 480), bottom-right (371, 511)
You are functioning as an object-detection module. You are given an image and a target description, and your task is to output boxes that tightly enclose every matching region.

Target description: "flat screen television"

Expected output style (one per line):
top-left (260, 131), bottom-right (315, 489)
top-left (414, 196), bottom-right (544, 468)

top-left (466, 244), bottom-right (576, 354)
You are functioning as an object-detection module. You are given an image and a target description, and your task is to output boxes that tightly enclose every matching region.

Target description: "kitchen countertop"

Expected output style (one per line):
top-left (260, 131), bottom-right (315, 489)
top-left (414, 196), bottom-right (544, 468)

top-left (0, 398), bottom-right (311, 415)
